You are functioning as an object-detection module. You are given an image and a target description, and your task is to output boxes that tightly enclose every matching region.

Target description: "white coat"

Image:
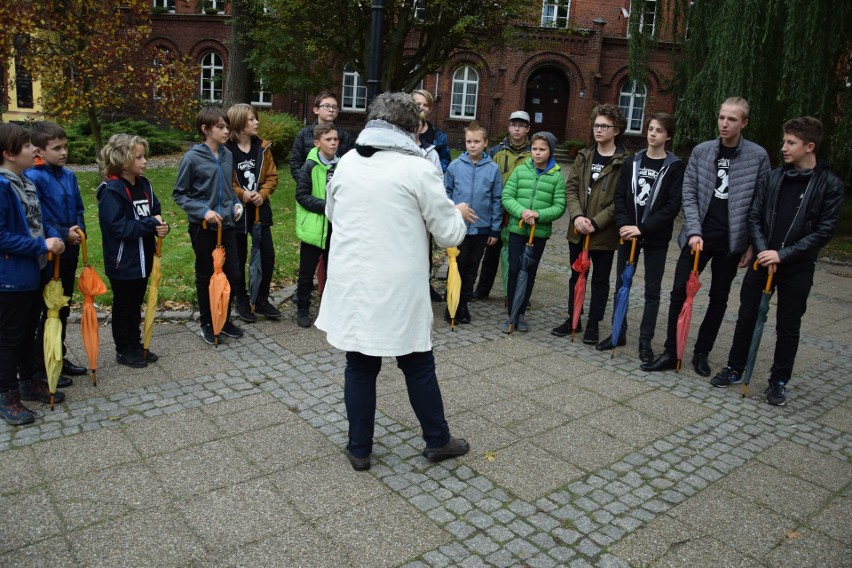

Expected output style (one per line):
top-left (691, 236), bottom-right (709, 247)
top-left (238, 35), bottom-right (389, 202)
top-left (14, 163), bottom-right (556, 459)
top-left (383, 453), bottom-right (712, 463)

top-left (315, 120), bottom-right (466, 356)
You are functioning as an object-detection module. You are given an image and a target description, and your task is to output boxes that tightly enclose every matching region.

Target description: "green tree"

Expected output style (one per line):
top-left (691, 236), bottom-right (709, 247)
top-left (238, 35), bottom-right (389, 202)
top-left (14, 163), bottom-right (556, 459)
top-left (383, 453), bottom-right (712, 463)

top-left (632, 1), bottom-right (851, 181)
top-left (249, 0), bottom-right (535, 94)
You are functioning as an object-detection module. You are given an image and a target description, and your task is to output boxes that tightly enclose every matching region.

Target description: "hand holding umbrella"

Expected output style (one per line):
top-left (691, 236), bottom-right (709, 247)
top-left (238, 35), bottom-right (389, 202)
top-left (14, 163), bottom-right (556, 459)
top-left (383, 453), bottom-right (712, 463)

top-left (742, 262), bottom-right (776, 398)
top-left (675, 244), bottom-right (702, 373)
top-left (75, 229), bottom-right (107, 385)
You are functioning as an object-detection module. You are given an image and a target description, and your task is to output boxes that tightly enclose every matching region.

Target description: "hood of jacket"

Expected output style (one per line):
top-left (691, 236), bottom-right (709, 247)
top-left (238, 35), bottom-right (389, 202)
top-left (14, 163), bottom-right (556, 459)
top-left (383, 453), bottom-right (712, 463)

top-left (355, 120), bottom-right (425, 158)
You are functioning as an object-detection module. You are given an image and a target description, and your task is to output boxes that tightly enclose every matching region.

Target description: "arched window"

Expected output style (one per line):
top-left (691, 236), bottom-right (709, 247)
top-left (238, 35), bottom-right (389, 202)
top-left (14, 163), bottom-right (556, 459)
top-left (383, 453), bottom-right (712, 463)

top-left (200, 51), bottom-right (223, 103)
top-left (450, 65), bottom-right (478, 119)
top-left (619, 80), bottom-right (646, 133)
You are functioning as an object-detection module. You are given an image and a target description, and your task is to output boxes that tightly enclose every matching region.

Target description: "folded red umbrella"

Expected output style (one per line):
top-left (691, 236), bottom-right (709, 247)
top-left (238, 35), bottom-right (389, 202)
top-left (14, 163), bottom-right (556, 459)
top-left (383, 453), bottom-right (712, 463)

top-left (571, 233), bottom-right (591, 342)
top-left (676, 245), bottom-right (702, 372)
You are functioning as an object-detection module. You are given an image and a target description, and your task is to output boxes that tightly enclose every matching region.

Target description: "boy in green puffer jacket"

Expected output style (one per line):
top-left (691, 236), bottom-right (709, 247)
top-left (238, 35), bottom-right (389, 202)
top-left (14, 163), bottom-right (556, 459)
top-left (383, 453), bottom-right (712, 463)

top-left (501, 132), bottom-right (566, 333)
top-left (295, 123), bottom-right (338, 328)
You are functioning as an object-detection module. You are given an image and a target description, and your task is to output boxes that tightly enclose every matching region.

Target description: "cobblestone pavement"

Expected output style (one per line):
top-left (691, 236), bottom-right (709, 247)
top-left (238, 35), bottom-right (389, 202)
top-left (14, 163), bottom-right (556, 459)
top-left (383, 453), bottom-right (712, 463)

top-left (2, 217), bottom-right (850, 567)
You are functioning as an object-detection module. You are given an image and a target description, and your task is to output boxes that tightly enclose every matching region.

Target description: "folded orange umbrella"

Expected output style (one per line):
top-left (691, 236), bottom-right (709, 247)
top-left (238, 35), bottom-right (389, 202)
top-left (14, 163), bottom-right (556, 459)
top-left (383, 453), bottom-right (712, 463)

top-left (209, 224), bottom-right (230, 346)
top-left (75, 229), bottom-right (107, 386)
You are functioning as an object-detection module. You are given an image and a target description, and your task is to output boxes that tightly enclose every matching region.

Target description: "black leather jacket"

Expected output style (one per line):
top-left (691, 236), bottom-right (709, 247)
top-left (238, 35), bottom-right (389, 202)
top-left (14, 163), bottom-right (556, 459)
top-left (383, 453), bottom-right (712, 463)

top-left (748, 161), bottom-right (844, 264)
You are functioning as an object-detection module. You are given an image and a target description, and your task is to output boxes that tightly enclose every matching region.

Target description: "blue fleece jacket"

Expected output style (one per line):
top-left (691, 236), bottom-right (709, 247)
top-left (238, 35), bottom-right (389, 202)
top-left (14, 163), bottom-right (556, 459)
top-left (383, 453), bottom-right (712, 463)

top-left (444, 152), bottom-right (503, 237)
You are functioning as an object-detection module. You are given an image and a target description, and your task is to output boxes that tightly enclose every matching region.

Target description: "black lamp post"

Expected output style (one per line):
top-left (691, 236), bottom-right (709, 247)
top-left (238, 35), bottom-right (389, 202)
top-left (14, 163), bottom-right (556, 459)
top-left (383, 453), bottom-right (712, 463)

top-left (366, 0), bottom-right (384, 103)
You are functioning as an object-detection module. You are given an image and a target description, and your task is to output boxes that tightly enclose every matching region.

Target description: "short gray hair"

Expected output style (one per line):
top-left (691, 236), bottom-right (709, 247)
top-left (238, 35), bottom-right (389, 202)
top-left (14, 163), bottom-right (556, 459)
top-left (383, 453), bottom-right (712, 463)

top-left (367, 92), bottom-right (420, 132)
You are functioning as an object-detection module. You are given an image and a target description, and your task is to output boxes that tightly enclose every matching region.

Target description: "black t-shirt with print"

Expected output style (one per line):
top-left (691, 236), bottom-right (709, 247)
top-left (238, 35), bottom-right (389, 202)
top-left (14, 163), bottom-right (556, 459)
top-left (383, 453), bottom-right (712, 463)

top-left (635, 154), bottom-right (665, 223)
top-left (232, 138), bottom-right (261, 192)
top-left (701, 144), bottom-right (736, 242)
top-left (588, 149), bottom-right (612, 195)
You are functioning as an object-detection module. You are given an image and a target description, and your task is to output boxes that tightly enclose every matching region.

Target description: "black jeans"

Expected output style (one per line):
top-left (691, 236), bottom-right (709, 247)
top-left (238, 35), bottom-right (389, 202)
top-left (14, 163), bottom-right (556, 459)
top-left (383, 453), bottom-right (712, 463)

top-left (506, 232), bottom-right (547, 317)
top-left (726, 261), bottom-right (814, 384)
top-left (458, 234), bottom-right (489, 305)
top-left (613, 241), bottom-right (668, 343)
top-left (189, 224), bottom-right (240, 327)
top-left (474, 235), bottom-right (502, 296)
top-left (344, 350), bottom-right (450, 458)
top-left (663, 240), bottom-right (740, 357)
top-left (0, 290), bottom-right (41, 392)
top-left (297, 241), bottom-right (328, 310)
top-left (109, 277), bottom-right (149, 355)
top-left (234, 225), bottom-right (275, 305)
top-left (568, 241), bottom-right (615, 323)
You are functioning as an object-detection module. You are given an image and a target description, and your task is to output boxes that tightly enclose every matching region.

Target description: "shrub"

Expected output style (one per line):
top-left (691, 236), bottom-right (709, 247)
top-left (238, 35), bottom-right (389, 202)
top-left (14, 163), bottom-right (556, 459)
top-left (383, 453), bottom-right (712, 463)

top-left (258, 111), bottom-right (303, 165)
top-left (63, 117), bottom-right (185, 163)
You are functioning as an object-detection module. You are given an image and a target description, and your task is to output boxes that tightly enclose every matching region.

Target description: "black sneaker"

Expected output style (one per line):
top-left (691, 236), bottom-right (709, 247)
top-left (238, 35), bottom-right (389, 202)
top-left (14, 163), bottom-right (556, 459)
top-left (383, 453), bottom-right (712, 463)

top-left (345, 449), bottom-right (371, 471)
top-left (710, 366), bottom-right (742, 388)
top-left (595, 334), bottom-right (626, 351)
top-left (0, 390), bottom-right (34, 425)
top-left (457, 304), bottom-right (471, 324)
top-left (422, 437), bottom-right (470, 462)
top-left (551, 318), bottom-right (580, 337)
top-left (471, 289), bottom-right (488, 301)
top-left (201, 325), bottom-right (216, 345)
top-left (765, 382), bottom-right (787, 406)
top-left (254, 300), bottom-right (282, 320)
top-left (582, 320), bottom-right (599, 345)
top-left (20, 380), bottom-right (65, 404)
top-left (116, 350), bottom-right (147, 368)
top-left (296, 308), bottom-right (311, 328)
top-left (221, 321), bottom-right (244, 338)
top-left (235, 300), bottom-right (256, 323)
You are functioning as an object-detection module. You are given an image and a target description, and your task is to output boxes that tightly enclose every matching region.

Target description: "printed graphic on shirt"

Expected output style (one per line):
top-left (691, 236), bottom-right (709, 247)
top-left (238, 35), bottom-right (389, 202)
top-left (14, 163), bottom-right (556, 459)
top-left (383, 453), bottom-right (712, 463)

top-left (635, 166), bottom-right (660, 206)
top-left (236, 158), bottom-right (257, 192)
top-left (326, 166), bottom-right (336, 185)
top-left (715, 157), bottom-right (730, 200)
top-left (133, 199), bottom-right (151, 219)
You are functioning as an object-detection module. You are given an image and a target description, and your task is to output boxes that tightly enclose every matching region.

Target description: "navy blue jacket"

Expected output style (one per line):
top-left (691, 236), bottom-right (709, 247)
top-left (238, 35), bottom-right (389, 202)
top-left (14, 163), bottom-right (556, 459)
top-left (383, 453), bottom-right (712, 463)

top-left (97, 176), bottom-right (162, 280)
top-left (24, 161), bottom-right (86, 259)
top-left (0, 176), bottom-right (51, 291)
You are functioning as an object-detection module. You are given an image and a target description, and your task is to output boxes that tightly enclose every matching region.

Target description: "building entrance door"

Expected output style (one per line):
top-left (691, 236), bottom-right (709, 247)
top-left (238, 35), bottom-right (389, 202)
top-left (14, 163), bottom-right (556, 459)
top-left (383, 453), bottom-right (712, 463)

top-left (524, 67), bottom-right (570, 141)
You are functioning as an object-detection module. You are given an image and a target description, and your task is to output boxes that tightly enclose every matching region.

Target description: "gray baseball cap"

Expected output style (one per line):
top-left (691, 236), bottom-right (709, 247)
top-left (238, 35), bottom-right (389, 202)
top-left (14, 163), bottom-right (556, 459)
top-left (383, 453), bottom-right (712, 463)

top-left (509, 111), bottom-right (530, 123)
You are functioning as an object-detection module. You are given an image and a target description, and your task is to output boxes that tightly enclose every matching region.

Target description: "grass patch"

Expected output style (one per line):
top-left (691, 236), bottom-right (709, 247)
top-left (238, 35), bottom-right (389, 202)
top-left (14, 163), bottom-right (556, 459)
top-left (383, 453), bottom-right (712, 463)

top-left (820, 192), bottom-right (852, 263)
top-left (75, 168), bottom-right (300, 309)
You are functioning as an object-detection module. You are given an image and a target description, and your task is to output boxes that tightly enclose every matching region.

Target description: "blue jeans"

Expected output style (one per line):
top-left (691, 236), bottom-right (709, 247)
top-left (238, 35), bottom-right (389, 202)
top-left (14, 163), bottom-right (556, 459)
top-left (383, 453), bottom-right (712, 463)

top-left (344, 350), bottom-right (450, 458)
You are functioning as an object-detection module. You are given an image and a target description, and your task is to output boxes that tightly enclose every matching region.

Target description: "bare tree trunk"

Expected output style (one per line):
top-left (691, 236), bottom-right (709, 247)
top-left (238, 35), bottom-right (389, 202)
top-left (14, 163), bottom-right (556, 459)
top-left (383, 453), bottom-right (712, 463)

top-left (223, 0), bottom-right (254, 107)
top-left (87, 105), bottom-right (103, 153)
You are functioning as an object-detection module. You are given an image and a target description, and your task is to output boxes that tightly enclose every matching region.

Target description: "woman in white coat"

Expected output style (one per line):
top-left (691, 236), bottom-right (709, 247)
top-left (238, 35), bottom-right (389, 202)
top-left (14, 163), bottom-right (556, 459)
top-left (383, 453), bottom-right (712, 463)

top-left (315, 92), bottom-right (475, 471)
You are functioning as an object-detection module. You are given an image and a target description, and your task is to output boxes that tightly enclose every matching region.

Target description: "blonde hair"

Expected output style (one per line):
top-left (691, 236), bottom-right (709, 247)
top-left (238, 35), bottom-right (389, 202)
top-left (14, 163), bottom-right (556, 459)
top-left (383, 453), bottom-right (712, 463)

top-left (721, 97), bottom-right (750, 119)
top-left (100, 134), bottom-right (148, 178)
top-left (227, 103), bottom-right (259, 141)
top-left (411, 89), bottom-right (435, 107)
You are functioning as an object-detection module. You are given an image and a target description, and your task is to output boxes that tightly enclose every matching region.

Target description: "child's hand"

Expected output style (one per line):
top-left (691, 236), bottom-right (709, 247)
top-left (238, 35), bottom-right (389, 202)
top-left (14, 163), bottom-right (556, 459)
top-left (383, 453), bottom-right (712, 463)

top-left (155, 220), bottom-right (170, 237)
top-left (487, 237), bottom-right (498, 246)
top-left (521, 209), bottom-right (539, 224)
top-left (45, 237), bottom-right (65, 255)
top-left (67, 225), bottom-right (82, 245)
top-left (204, 210), bottom-right (222, 226)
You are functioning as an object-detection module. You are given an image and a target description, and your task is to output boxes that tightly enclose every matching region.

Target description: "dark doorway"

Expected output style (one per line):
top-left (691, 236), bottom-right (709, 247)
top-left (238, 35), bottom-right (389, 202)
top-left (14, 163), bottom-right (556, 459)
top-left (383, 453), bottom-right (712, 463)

top-left (524, 67), bottom-right (570, 141)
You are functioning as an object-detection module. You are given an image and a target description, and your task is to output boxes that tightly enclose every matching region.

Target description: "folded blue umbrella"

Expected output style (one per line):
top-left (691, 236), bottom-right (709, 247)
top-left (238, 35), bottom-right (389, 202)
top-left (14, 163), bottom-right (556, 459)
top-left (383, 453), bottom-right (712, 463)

top-left (610, 238), bottom-right (638, 356)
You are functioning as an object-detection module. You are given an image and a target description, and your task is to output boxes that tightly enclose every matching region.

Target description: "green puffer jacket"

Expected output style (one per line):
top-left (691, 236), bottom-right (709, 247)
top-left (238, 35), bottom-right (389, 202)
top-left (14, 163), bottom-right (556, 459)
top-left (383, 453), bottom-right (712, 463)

top-left (295, 147), bottom-right (332, 248)
top-left (502, 159), bottom-right (567, 239)
top-left (565, 144), bottom-right (629, 250)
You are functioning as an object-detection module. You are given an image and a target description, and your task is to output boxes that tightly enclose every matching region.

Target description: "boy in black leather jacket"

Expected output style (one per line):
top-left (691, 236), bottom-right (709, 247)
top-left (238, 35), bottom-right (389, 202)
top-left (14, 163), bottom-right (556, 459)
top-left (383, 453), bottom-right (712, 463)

top-left (709, 117), bottom-right (845, 406)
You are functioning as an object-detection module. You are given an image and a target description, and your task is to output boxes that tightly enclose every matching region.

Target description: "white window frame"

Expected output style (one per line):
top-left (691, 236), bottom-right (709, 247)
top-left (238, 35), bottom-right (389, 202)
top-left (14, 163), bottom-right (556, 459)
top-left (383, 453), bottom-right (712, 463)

top-left (342, 68), bottom-right (367, 111)
top-left (619, 80), bottom-right (647, 133)
top-left (152, 0), bottom-right (176, 12)
top-left (541, 1), bottom-right (571, 28)
top-left (637, 0), bottom-right (657, 36)
top-left (200, 51), bottom-right (223, 103)
top-left (251, 80), bottom-right (272, 107)
top-left (413, 0), bottom-right (426, 20)
top-left (450, 65), bottom-right (479, 119)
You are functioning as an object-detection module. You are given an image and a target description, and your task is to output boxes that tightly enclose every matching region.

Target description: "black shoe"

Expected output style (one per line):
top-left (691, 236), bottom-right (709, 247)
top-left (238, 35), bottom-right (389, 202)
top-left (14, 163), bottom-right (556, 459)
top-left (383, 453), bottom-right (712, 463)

top-left (422, 437), bottom-right (470, 462)
top-left (582, 320), bottom-right (599, 345)
top-left (345, 449), bottom-right (371, 471)
top-left (254, 299), bottom-right (282, 320)
top-left (201, 325), bottom-right (216, 345)
top-left (595, 334), bottom-right (626, 351)
top-left (710, 366), bottom-right (742, 388)
top-left (551, 318), bottom-right (580, 337)
top-left (430, 286), bottom-right (442, 302)
top-left (296, 308), bottom-right (311, 328)
top-left (61, 358), bottom-right (87, 376)
top-left (457, 304), bottom-right (471, 324)
top-left (57, 376), bottom-right (73, 388)
top-left (144, 350), bottom-right (159, 363)
top-left (765, 382), bottom-right (787, 406)
top-left (471, 289), bottom-right (488, 301)
top-left (116, 350), bottom-right (147, 368)
top-left (20, 380), bottom-right (65, 404)
top-left (0, 390), bottom-right (34, 425)
top-left (692, 352), bottom-right (711, 377)
top-left (638, 341), bottom-right (654, 363)
top-left (641, 351), bottom-right (677, 372)
top-left (221, 321), bottom-right (244, 338)
top-left (235, 300), bottom-right (256, 323)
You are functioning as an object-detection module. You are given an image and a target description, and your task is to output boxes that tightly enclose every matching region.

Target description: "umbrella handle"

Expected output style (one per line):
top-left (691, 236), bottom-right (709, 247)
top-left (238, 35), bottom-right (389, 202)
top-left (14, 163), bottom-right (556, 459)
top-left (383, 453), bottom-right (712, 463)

top-left (691, 245), bottom-right (701, 272)
top-left (255, 206), bottom-right (260, 224)
top-left (156, 236), bottom-right (163, 257)
top-left (583, 233), bottom-right (590, 251)
top-left (518, 219), bottom-right (536, 243)
top-left (76, 228), bottom-right (88, 265)
top-left (628, 237), bottom-right (638, 264)
top-left (52, 252), bottom-right (60, 280)
top-left (217, 223), bottom-right (223, 247)
top-left (752, 260), bottom-right (774, 291)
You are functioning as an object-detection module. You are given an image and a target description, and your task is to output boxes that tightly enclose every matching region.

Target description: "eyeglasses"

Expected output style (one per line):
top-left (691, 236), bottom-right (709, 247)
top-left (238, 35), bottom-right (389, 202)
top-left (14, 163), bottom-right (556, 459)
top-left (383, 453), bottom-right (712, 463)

top-left (318, 104), bottom-right (339, 111)
top-left (593, 123), bottom-right (614, 131)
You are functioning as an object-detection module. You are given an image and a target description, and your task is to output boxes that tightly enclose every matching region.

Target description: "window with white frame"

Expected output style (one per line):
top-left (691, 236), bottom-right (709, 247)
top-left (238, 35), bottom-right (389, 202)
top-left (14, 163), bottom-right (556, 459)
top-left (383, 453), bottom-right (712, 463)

top-left (152, 0), bottom-right (176, 12)
top-left (342, 68), bottom-right (367, 111)
top-left (199, 51), bottom-right (223, 102)
top-left (619, 80), bottom-right (646, 133)
top-left (252, 80), bottom-right (272, 106)
top-left (541, 1), bottom-right (570, 28)
top-left (206, 0), bottom-right (225, 13)
top-left (637, 0), bottom-right (657, 36)
top-left (450, 65), bottom-right (478, 119)
top-left (413, 0), bottom-right (426, 20)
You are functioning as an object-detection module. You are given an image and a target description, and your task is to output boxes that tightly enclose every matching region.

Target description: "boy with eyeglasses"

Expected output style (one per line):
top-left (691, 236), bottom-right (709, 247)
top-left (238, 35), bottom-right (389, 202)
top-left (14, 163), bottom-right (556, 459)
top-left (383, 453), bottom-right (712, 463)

top-left (553, 104), bottom-right (630, 345)
top-left (289, 91), bottom-right (353, 182)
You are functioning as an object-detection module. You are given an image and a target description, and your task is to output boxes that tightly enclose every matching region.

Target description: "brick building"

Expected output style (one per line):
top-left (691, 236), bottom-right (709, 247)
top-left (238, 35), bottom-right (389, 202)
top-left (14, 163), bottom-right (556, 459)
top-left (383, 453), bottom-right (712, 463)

top-left (148, 0), bottom-right (680, 150)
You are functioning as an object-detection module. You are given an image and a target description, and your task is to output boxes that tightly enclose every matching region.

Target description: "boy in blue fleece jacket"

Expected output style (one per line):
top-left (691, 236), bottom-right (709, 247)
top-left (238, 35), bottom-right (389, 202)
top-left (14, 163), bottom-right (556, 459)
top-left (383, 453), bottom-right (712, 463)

top-left (444, 122), bottom-right (502, 324)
